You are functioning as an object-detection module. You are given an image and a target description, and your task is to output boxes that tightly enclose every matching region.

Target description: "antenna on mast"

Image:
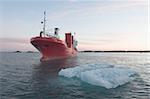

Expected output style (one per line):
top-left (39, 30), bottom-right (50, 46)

top-left (43, 11), bottom-right (46, 36)
top-left (41, 11), bottom-right (46, 37)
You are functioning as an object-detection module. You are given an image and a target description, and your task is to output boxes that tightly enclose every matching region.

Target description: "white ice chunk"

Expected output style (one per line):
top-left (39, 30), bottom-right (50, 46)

top-left (59, 63), bottom-right (136, 89)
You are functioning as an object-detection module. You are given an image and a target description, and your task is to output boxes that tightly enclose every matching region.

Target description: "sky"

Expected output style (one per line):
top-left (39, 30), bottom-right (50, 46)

top-left (0, 0), bottom-right (150, 51)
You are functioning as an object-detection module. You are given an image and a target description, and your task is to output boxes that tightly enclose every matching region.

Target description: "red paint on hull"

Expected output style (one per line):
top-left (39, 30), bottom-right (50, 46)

top-left (31, 36), bottom-right (77, 61)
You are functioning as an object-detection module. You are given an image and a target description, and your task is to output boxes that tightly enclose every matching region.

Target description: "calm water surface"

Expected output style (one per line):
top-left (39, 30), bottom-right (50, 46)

top-left (0, 52), bottom-right (150, 99)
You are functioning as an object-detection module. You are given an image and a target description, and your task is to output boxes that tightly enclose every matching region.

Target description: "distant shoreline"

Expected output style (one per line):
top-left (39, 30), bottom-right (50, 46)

top-left (80, 50), bottom-right (150, 53)
top-left (0, 50), bottom-right (150, 53)
top-left (0, 51), bottom-right (39, 53)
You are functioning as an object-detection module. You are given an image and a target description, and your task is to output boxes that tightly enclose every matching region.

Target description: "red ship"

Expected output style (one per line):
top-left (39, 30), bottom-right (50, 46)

top-left (30, 12), bottom-right (78, 61)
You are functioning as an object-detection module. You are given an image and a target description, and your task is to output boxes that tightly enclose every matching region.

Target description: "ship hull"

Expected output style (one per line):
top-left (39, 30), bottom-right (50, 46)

top-left (31, 37), bottom-right (77, 61)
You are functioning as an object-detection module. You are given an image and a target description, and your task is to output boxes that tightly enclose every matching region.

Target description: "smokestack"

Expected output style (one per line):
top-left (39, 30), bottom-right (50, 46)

top-left (65, 33), bottom-right (72, 48)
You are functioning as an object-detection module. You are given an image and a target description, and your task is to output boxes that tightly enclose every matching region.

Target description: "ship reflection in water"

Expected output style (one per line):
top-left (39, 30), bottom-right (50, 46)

top-left (30, 57), bottom-right (79, 98)
top-left (32, 56), bottom-right (78, 81)
top-left (42, 57), bottom-right (77, 70)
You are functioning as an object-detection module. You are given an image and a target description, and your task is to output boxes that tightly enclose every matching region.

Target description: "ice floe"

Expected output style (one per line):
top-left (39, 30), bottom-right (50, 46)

top-left (59, 63), bottom-right (136, 89)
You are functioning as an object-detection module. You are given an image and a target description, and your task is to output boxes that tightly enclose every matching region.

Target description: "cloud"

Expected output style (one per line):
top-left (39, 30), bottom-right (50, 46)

top-left (79, 39), bottom-right (116, 45)
top-left (47, 0), bottom-right (147, 20)
top-left (0, 38), bottom-right (36, 51)
top-left (0, 38), bottom-right (29, 44)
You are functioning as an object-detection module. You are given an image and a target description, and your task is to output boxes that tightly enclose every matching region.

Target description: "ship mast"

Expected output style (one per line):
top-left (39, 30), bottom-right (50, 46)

top-left (43, 11), bottom-right (46, 36)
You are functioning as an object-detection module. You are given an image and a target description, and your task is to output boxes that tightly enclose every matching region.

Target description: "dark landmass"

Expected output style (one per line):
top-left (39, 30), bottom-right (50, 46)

top-left (4, 51), bottom-right (38, 53)
top-left (14, 51), bottom-right (22, 53)
top-left (1, 50), bottom-right (149, 53)
top-left (26, 51), bottom-right (38, 53)
top-left (80, 50), bottom-right (150, 53)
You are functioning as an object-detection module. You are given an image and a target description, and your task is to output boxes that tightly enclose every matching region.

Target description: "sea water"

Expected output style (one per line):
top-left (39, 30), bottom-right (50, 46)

top-left (0, 52), bottom-right (150, 99)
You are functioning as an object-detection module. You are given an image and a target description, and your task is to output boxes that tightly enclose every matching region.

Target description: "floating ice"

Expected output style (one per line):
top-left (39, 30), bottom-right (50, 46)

top-left (59, 63), bottom-right (136, 89)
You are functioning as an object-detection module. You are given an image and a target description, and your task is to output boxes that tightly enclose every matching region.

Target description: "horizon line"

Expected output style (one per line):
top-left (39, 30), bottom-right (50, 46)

top-left (0, 50), bottom-right (150, 53)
